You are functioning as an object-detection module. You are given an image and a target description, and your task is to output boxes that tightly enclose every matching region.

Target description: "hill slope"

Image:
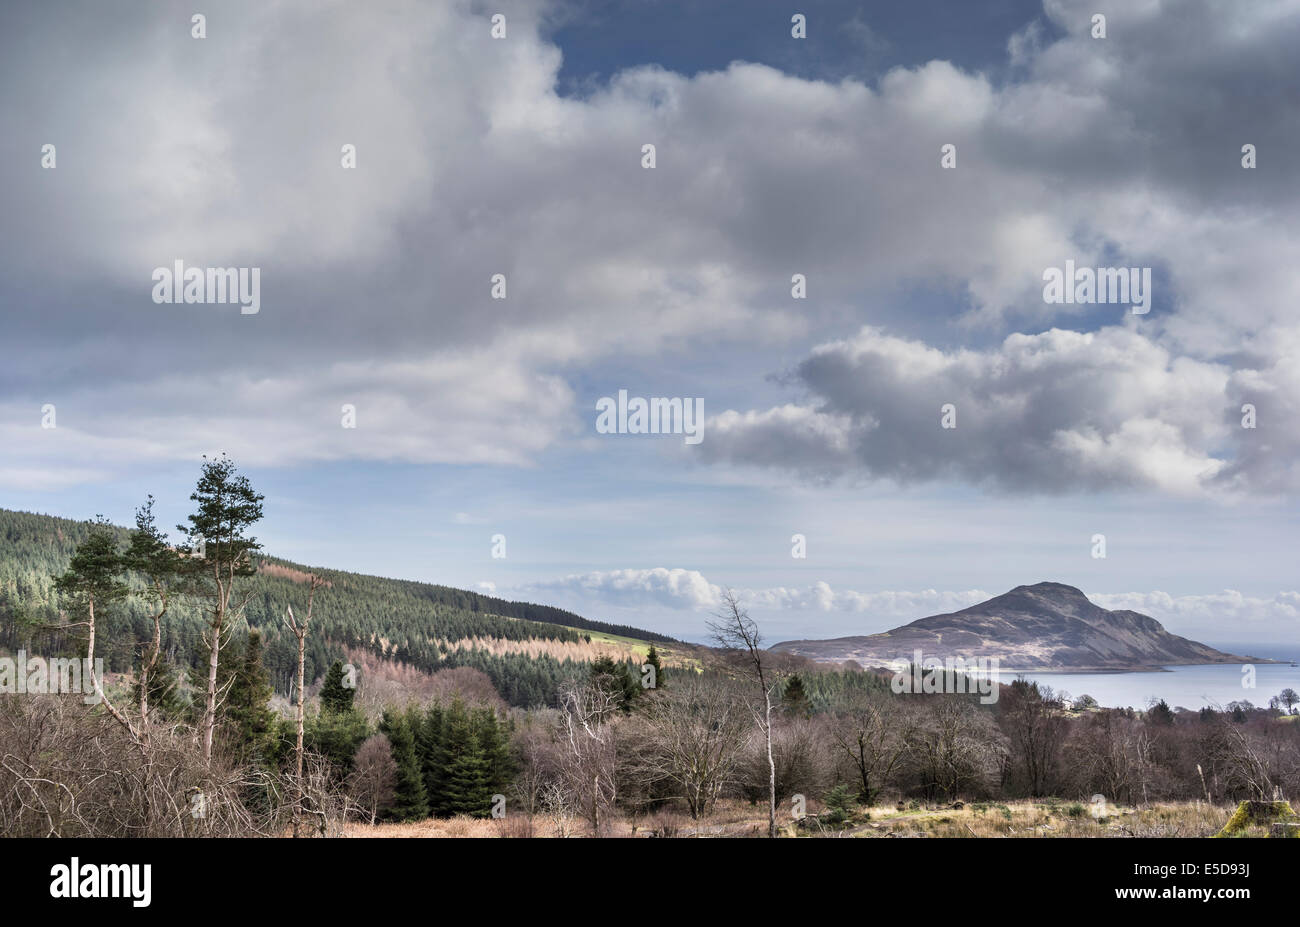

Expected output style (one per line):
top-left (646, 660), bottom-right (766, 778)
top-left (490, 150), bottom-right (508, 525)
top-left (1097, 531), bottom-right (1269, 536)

top-left (0, 507), bottom-right (673, 706)
top-left (770, 582), bottom-right (1264, 671)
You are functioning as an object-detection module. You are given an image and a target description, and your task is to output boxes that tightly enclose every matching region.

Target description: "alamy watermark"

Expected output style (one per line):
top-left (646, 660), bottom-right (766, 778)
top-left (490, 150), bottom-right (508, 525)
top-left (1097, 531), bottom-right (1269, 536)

top-left (889, 649), bottom-right (1001, 704)
top-left (50, 858), bottom-right (151, 908)
top-left (0, 651), bottom-right (106, 705)
top-left (595, 389), bottom-right (703, 445)
top-left (1043, 260), bottom-right (1151, 314)
top-left (151, 260), bottom-right (260, 314)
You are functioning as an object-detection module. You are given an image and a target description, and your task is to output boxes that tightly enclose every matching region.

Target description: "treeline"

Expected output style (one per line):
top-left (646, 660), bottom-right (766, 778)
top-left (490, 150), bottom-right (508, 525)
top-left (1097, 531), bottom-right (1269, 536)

top-left (492, 667), bottom-right (1300, 836)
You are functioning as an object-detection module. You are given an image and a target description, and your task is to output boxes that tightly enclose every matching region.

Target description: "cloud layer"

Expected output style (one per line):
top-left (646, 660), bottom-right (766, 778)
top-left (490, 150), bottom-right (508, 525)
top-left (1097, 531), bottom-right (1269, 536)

top-left (703, 325), bottom-right (1239, 494)
top-left (2, 0), bottom-right (1298, 500)
top-left (518, 568), bottom-right (1300, 641)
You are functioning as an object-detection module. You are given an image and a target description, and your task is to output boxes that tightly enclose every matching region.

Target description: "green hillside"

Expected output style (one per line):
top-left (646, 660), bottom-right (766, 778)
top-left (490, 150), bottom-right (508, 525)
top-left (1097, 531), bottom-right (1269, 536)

top-left (0, 507), bottom-right (674, 708)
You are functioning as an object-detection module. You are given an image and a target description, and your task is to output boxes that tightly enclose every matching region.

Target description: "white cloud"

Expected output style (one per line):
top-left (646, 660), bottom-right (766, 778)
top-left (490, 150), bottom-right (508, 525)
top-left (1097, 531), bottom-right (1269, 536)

top-left (521, 567), bottom-right (989, 617)
top-left (703, 326), bottom-right (1236, 494)
top-left (1092, 590), bottom-right (1300, 634)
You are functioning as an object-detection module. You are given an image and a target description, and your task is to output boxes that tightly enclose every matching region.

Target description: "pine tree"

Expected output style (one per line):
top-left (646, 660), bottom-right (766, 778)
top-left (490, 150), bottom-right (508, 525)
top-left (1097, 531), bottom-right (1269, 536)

top-left (441, 704), bottom-right (491, 817)
top-left (589, 655), bottom-right (640, 711)
top-left (121, 496), bottom-right (187, 724)
top-left (475, 708), bottom-right (516, 797)
top-left (319, 660), bottom-right (355, 714)
top-left (644, 644), bottom-right (665, 690)
top-left (417, 703), bottom-right (448, 815)
top-left (1148, 698), bottom-right (1175, 726)
top-left (782, 674), bottom-right (810, 716)
top-left (379, 709), bottom-right (429, 821)
top-left (130, 658), bottom-right (187, 719)
top-left (52, 516), bottom-right (128, 669)
top-left (216, 629), bottom-right (278, 764)
top-left (179, 454), bottom-right (265, 763)
top-left (304, 706), bottom-right (370, 781)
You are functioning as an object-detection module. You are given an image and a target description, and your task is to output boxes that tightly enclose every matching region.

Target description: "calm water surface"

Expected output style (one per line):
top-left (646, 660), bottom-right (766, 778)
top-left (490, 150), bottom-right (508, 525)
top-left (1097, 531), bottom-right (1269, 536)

top-left (1005, 658), bottom-right (1300, 711)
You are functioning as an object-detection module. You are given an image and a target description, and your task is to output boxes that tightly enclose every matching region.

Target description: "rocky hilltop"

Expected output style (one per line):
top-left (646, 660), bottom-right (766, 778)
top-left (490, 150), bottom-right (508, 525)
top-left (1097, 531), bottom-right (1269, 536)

top-left (770, 582), bottom-right (1265, 671)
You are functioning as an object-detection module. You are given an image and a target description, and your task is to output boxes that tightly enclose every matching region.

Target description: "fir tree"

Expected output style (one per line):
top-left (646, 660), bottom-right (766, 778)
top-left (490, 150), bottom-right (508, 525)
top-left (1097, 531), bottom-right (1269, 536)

top-left (379, 709), bottom-right (429, 821)
top-left (475, 708), bottom-right (516, 797)
top-left (1148, 698), bottom-right (1175, 726)
top-left (304, 706), bottom-right (370, 781)
top-left (216, 629), bottom-right (278, 765)
top-left (782, 674), bottom-right (811, 716)
top-left (319, 660), bottom-right (355, 714)
top-left (130, 658), bottom-right (187, 719)
top-left (417, 703), bottom-right (448, 815)
top-left (589, 655), bottom-right (640, 712)
top-left (441, 704), bottom-right (491, 817)
top-left (644, 644), bottom-right (665, 690)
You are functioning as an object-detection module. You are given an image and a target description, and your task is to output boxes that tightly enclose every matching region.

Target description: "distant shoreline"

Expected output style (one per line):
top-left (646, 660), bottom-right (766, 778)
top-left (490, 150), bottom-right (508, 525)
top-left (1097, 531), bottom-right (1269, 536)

top-left (845, 658), bottom-right (1287, 675)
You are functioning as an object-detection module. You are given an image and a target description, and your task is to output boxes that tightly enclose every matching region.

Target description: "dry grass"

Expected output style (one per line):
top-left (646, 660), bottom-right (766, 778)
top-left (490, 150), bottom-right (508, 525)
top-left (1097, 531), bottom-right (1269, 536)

top-left (339, 798), bottom-right (1243, 838)
top-left (837, 799), bottom-right (1232, 838)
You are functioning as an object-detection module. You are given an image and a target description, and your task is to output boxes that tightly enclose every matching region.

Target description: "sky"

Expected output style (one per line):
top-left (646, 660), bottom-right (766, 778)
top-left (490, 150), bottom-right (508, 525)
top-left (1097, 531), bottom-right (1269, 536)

top-left (1, 0), bottom-right (1298, 648)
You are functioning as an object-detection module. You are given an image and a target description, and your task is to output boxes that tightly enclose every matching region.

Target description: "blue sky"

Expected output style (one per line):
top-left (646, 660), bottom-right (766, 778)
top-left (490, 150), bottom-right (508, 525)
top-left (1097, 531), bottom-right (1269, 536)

top-left (548, 0), bottom-right (1052, 90)
top-left (2, 0), bottom-right (1298, 647)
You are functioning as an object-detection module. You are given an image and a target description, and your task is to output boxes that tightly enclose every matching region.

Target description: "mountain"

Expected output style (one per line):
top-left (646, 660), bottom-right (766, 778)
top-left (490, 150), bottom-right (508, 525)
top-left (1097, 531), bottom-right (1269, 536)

top-left (0, 507), bottom-right (674, 707)
top-left (769, 582), bottom-right (1267, 671)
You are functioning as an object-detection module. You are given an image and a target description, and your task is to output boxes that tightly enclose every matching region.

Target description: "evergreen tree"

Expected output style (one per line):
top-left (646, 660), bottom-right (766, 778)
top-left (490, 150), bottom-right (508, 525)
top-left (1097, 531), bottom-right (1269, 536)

top-left (782, 674), bottom-right (811, 716)
top-left (589, 655), bottom-right (640, 712)
top-left (1147, 698), bottom-right (1175, 726)
top-left (216, 629), bottom-right (278, 764)
top-left (52, 516), bottom-right (128, 665)
top-left (440, 703), bottom-right (491, 817)
top-left (380, 709), bottom-right (429, 820)
top-left (179, 454), bottom-right (265, 763)
top-left (644, 644), bottom-right (665, 690)
top-left (417, 703), bottom-right (448, 815)
top-left (121, 496), bottom-right (187, 722)
top-left (319, 660), bottom-right (355, 714)
top-left (304, 706), bottom-right (371, 781)
top-left (130, 658), bottom-right (187, 719)
top-left (475, 708), bottom-right (516, 797)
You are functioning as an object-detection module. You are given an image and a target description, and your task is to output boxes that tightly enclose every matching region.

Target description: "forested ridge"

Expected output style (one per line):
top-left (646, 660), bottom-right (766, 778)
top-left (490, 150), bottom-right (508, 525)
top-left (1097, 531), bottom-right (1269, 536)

top-left (0, 506), bottom-right (673, 708)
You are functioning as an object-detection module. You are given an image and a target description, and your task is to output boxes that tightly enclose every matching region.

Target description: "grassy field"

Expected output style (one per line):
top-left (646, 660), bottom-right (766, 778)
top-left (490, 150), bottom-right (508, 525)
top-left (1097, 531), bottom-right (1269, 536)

top-left (341, 797), bottom-right (1276, 838)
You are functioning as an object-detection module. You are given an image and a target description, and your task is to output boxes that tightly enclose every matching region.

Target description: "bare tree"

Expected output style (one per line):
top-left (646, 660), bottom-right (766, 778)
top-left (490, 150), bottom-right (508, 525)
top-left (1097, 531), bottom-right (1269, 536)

top-left (0, 694), bottom-right (282, 837)
top-left (1205, 716), bottom-right (1274, 801)
top-left (1067, 710), bottom-right (1154, 806)
top-left (626, 675), bottom-right (747, 819)
top-left (910, 699), bottom-right (1005, 802)
top-left (999, 680), bottom-right (1069, 797)
top-left (831, 691), bottom-right (918, 804)
top-left (707, 590), bottom-right (779, 838)
top-left (555, 678), bottom-right (621, 835)
top-left (282, 574), bottom-right (325, 837)
top-left (348, 734), bottom-right (396, 825)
